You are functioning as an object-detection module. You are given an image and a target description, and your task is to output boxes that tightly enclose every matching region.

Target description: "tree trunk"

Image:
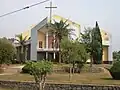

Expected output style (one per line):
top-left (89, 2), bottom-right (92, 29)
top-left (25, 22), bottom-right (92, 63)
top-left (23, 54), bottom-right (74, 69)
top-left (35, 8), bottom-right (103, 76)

top-left (72, 63), bottom-right (75, 74)
top-left (69, 65), bottom-right (72, 81)
top-left (39, 82), bottom-right (43, 90)
top-left (90, 55), bottom-right (93, 72)
top-left (21, 45), bottom-right (25, 63)
top-left (24, 46), bottom-right (28, 62)
top-left (42, 75), bottom-right (46, 90)
top-left (59, 40), bottom-right (61, 63)
top-left (59, 51), bottom-right (61, 63)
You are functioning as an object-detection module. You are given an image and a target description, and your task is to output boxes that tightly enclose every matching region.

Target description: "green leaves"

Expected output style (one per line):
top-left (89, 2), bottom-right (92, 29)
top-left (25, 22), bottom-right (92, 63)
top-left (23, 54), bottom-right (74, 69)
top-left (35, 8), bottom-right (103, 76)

top-left (110, 60), bottom-right (120, 72)
top-left (80, 22), bottom-right (103, 64)
top-left (0, 38), bottom-right (16, 64)
top-left (80, 27), bottom-right (93, 54)
top-left (61, 37), bottom-right (88, 64)
top-left (92, 22), bottom-right (103, 64)
top-left (26, 61), bottom-right (53, 76)
top-left (113, 51), bottom-right (120, 61)
top-left (15, 34), bottom-right (27, 45)
top-left (51, 20), bottom-right (72, 41)
top-left (50, 20), bottom-right (72, 63)
top-left (15, 34), bottom-right (28, 63)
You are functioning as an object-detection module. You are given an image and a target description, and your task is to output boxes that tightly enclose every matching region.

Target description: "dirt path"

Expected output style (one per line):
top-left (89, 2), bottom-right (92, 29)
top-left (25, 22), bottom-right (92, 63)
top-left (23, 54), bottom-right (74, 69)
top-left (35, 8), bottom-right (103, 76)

top-left (0, 65), bottom-right (24, 75)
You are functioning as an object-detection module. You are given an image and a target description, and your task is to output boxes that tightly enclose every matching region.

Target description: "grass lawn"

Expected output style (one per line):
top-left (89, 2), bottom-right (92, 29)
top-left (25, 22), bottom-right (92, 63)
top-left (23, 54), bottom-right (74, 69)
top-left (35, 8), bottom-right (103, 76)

top-left (0, 72), bottom-right (120, 85)
top-left (0, 64), bottom-right (119, 85)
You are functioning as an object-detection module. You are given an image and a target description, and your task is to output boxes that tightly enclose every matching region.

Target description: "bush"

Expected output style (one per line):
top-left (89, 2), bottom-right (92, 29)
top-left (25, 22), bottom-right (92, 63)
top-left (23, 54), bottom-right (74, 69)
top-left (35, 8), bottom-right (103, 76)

top-left (22, 61), bottom-right (33, 73)
top-left (0, 38), bottom-right (16, 65)
top-left (109, 61), bottom-right (120, 80)
top-left (27, 60), bottom-right (53, 90)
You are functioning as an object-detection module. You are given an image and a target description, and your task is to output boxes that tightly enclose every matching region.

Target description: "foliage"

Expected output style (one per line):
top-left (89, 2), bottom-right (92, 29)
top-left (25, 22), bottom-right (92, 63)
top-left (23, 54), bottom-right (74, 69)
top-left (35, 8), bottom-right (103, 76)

top-left (92, 22), bottom-right (103, 64)
top-left (15, 34), bottom-right (28, 63)
top-left (22, 61), bottom-right (33, 73)
top-left (80, 27), bottom-right (93, 71)
top-left (80, 22), bottom-right (103, 65)
top-left (0, 37), bottom-right (16, 65)
top-left (50, 20), bottom-right (73, 63)
top-left (113, 51), bottom-right (120, 61)
top-left (110, 61), bottom-right (120, 72)
top-left (24, 60), bottom-right (53, 90)
top-left (109, 60), bottom-right (120, 80)
top-left (80, 27), bottom-right (93, 55)
top-left (61, 37), bottom-right (88, 73)
top-left (15, 34), bottom-right (27, 46)
top-left (51, 20), bottom-right (72, 41)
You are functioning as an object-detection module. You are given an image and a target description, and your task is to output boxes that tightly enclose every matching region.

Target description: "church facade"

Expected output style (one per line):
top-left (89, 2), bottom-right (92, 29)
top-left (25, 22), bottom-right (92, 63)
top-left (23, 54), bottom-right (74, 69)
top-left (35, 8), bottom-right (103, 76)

top-left (14, 15), bottom-right (112, 64)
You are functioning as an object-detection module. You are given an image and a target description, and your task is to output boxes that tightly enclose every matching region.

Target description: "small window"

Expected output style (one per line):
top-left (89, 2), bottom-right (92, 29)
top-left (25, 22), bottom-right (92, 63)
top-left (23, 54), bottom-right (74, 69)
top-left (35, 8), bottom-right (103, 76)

top-left (39, 41), bottom-right (42, 48)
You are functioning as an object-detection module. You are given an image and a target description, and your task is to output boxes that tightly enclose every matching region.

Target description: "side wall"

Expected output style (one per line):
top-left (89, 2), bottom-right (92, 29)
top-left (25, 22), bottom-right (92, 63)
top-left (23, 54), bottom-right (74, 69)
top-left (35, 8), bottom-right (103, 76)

top-left (102, 46), bottom-right (108, 63)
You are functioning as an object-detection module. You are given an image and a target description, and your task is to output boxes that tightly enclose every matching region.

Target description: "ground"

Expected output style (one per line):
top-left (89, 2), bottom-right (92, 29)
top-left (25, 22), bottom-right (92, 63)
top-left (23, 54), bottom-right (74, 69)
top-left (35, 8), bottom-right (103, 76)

top-left (0, 64), bottom-right (120, 85)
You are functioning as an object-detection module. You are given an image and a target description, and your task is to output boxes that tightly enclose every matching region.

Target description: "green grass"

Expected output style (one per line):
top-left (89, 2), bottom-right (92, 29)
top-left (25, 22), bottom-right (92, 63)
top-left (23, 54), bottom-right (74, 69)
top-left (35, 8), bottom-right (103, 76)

top-left (0, 88), bottom-right (10, 90)
top-left (0, 72), bottom-right (120, 85)
top-left (0, 64), bottom-right (117, 85)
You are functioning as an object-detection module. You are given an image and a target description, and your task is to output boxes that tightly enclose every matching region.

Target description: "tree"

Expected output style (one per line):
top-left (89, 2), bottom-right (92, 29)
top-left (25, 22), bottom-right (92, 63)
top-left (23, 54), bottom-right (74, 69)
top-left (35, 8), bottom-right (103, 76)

top-left (92, 21), bottom-right (103, 64)
top-left (0, 37), bottom-right (16, 66)
top-left (61, 37), bottom-right (88, 80)
top-left (113, 51), bottom-right (120, 61)
top-left (26, 61), bottom-right (53, 90)
top-left (80, 27), bottom-right (93, 68)
top-left (15, 34), bottom-right (27, 63)
top-left (51, 20), bottom-right (73, 63)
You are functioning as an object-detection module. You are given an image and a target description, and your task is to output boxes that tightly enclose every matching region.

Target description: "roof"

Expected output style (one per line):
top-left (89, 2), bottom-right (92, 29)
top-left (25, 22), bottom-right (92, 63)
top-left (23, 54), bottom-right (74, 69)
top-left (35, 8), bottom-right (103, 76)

top-left (20, 15), bottom-right (111, 46)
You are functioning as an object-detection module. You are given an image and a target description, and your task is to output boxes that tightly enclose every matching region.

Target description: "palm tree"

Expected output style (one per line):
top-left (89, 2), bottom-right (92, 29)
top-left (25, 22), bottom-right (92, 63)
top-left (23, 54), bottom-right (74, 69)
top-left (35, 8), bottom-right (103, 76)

top-left (50, 20), bottom-right (72, 63)
top-left (15, 34), bottom-right (27, 63)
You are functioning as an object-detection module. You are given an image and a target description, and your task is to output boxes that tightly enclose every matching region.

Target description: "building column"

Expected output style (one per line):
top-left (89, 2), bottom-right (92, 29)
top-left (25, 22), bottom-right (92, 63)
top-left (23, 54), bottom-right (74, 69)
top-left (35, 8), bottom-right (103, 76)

top-left (46, 32), bottom-right (48, 59)
top-left (108, 35), bottom-right (113, 64)
top-left (30, 28), bottom-right (37, 61)
top-left (53, 34), bottom-right (56, 60)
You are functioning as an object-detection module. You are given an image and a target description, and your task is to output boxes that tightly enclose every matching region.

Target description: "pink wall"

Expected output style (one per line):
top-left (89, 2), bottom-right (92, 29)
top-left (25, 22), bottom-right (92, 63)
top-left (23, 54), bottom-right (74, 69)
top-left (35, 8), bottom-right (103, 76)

top-left (48, 36), bottom-right (59, 48)
top-left (48, 36), bottom-right (53, 48)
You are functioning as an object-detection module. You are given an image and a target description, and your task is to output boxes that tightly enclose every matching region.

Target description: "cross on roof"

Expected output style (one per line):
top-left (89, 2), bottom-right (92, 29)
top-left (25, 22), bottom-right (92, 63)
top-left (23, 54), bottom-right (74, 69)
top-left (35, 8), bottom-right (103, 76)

top-left (45, 1), bottom-right (57, 23)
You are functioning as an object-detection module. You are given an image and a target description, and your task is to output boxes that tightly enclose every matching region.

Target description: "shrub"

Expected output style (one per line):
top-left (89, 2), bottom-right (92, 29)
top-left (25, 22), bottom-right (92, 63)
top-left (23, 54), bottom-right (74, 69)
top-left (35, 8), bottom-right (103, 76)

top-left (0, 38), bottom-right (16, 65)
top-left (27, 60), bottom-right (53, 90)
top-left (109, 60), bottom-right (120, 80)
top-left (22, 61), bottom-right (33, 73)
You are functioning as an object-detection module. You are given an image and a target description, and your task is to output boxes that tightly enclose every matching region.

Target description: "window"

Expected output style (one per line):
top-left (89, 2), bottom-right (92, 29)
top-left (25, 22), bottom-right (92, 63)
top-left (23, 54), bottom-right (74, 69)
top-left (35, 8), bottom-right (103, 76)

top-left (39, 41), bottom-right (42, 48)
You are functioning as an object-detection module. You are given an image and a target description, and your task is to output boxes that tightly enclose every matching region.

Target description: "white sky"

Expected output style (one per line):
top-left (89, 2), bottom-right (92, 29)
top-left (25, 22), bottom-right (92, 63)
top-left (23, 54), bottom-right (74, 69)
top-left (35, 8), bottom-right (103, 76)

top-left (0, 0), bottom-right (119, 51)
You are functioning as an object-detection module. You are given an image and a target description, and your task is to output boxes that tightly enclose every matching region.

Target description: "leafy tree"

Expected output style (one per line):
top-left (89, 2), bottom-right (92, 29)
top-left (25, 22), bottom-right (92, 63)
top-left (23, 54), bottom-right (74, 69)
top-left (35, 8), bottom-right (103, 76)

top-left (113, 51), bottom-right (120, 61)
top-left (61, 37), bottom-right (88, 80)
top-left (108, 60), bottom-right (120, 80)
top-left (80, 27), bottom-right (93, 68)
top-left (26, 61), bottom-right (53, 90)
top-left (0, 38), bottom-right (16, 66)
top-left (92, 21), bottom-right (103, 64)
top-left (15, 34), bottom-right (27, 63)
top-left (51, 20), bottom-right (73, 63)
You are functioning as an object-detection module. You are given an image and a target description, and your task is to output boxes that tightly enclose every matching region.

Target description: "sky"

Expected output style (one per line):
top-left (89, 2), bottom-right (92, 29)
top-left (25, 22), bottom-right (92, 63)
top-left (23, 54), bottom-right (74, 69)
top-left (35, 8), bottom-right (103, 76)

top-left (0, 0), bottom-right (119, 51)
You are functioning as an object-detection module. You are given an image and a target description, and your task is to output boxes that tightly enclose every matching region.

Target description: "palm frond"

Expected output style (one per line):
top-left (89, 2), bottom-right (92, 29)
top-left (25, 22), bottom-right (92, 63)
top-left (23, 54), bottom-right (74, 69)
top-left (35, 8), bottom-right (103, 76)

top-left (15, 34), bottom-right (28, 45)
top-left (23, 36), bottom-right (28, 41)
top-left (15, 34), bottom-right (23, 41)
